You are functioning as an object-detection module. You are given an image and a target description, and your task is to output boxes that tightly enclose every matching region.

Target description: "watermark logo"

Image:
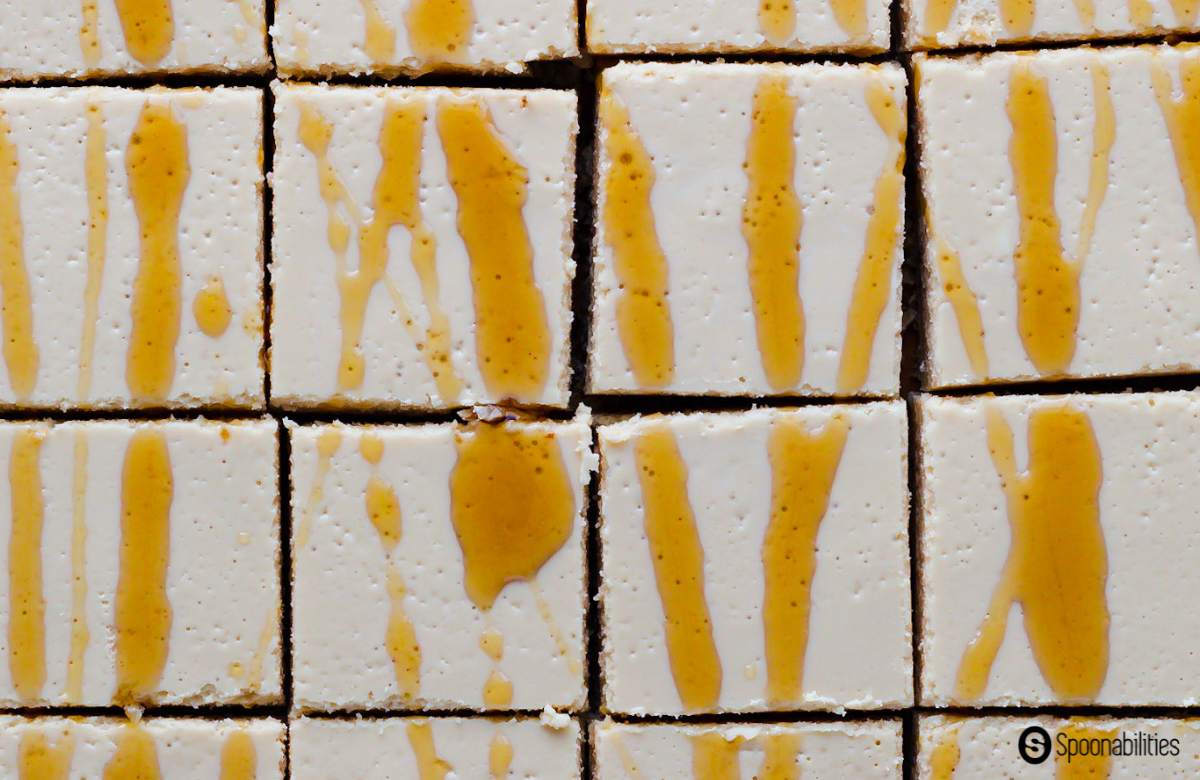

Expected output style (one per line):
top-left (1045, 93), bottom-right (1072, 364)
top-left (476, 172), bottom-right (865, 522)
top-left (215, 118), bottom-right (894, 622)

top-left (1018, 726), bottom-right (1052, 765)
top-left (1016, 725), bottom-right (1181, 765)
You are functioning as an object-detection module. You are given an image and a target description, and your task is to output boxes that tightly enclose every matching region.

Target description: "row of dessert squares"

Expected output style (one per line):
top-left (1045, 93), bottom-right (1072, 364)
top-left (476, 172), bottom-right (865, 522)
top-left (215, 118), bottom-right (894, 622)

top-left (3, 0), bottom-right (1200, 77)
top-left (3, 43), bottom-right (1200, 410)
top-left (4, 717), bottom-right (1200, 778)
top-left (1, 392), bottom-right (1200, 712)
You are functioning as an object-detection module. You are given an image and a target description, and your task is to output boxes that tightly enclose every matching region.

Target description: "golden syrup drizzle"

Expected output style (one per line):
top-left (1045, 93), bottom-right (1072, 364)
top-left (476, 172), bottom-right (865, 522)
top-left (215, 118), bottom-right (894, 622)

top-left (1152, 57), bottom-right (1200, 258)
top-left (240, 609), bottom-right (275, 694)
top-left (102, 721), bottom-right (162, 780)
top-left (762, 415), bottom-right (849, 705)
top-left (126, 102), bottom-right (189, 402)
top-left (1001, 0), bottom-right (1035, 34)
top-left (1007, 64), bottom-right (1079, 375)
top-left (632, 425), bottom-right (721, 711)
top-left (743, 74), bottom-right (804, 391)
top-left (1073, 0), bottom-right (1097, 27)
top-left (928, 725), bottom-right (961, 780)
top-left (530, 580), bottom-right (581, 674)
top-left (1128, 0), bottom-right (1155, 26)
top-left (759, 0), bottom-right (795, 43)
top-left (758, 733), bottom-right (801, 780)
top-left (18, 729), bottom-right (74, 779)
top-left (691, 733), bottom-right (742, 780)
top-left (437, 98), bottom-right (551, 403)
top-left (406, 722), bottom-right (453, 780)
top-left (483, 668), bottom-right (513, 706)
top-left (1056, 722), bottom-right (1114, 779)
top-left (113, 0), bottom-right (174, 65)
top-left (295, 429), bottom-right (340, 549)
top-left (922, 0), bottom-right (958, 43)
top-left (80, 1), bottom-right (101, 66)
top-left (406, 0), bottom-right (473, 64)
top-left (115, 429), bottom-right (174, 703)
top-left (79, 103), bottom-right (109, 402)
top-left (0, 110), bottom-right (40, 400)
top-left (1171, 0), bottom-right (1199, 24)
top-left (600, 87), bottom-right (674, 389)
top-left (8, 428), bottom-right (46, 702)
top-left (1072, 66), bottom-right (1115, 267)
top-left (359, 0), bottom-right (396, 63)
top-left (838, 78), bottom-right (906, 393)
top-left (929, 220), bottom-right (989, 378)
top-left (360, 434), bottom-right (422, 700)
top-left (488, 734), bottom-right (513, 779)
top-left (66, 432), bottom-right (89, 701)
top-left (954, 404), bottom-right (1108, 702)
top-left (607, 731), bottom-right (646, 780)
top-left (479, 627), bottom-right (503, 661)
top-left (194, 276), bottom-right (232, 338)
top-left (830, 0), bottom-right (867, 38)
top-left (219, 730), bottom-right (256, 780)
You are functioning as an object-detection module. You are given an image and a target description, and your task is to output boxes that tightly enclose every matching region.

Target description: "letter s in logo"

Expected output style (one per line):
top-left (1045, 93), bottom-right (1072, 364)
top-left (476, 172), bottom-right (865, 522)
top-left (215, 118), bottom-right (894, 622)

top-left (1018, 725), bottom-right (1052, 765)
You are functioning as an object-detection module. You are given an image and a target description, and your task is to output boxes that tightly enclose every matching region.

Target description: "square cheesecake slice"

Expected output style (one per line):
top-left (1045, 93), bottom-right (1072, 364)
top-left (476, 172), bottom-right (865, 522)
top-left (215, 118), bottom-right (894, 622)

top-left (0, 1), bottom-right (268, 80)
top-left (586, 0), bottom-right (890, 55)
top-left (598, 404), bottom-right (912, 715)
top-left (290, 716), bottom-right (581, 778)
top-left (0, 419), bottom-right (281, 707)
top-left (919, 715), bottom-right (1200, 777)
top-left (919, 392), bottom-right (1200, 706)
top-left (289, 413), bottom-right (594, 712)
top-left (0, 87), bottom-right (265, 409)
top-left (0, 717), bottom-right (284, 777)
top-left (593, 720), bottom-right (903, 778)
top-left (590, 62), bottom-right (905, 398)
top-left (919, 45), bottom-right (1200, 389)
top-left (271, 83), bottom-right (577, 411)
top-left (272, 0), bottom-right (578, 77)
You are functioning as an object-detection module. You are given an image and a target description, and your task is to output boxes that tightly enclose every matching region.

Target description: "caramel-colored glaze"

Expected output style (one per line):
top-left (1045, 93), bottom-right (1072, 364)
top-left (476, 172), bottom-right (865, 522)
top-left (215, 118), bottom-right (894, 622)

top-left (479, 627), bottom-right (503, 661)
top-left (360, 0), bottom-right (397, 63)
top-left (930, 220), bottom-right (989, 377)
top-left (241, 611), bottom-right (275, 694)
top-left (18, 729), bottom-right (74, 780)
top-left (1129, 0), bottom-right (1155, 26)
top-left (489, 734), bottom-right (513, 780)
top-left (448, 423), bottom-right (574, 610)
top-left (1001, 0), bottom-right (1035, 34)
top-left (115, 429), bottom-right (174, 703)
top-left (531, 580), bottom-right (581, 674)
top-left (759, 0), bottom-right (795, 43)
top-left (483, 668), bottom-right (514, 706)
top-left (1073, 66), bottom-right (1115, 267)
top-left (923, 0), bottom-right (958, 42)
top-left (1056, 722), bottom-right (1114, 779)
top-left (194, 276), bottom-right (232, 338)
top-left (838, 78), bottom-right (906, 393)
top-left (296, 429), bottom-right (341, 549)
top-left (126, 102), bottom-right (189, 402)
top-left (103, 722), bottom-right (162, 780)
top-left (80, 1), bottom-right (101, 66)
top-left (762, 415), bottom-right (849, 705)
top-left (407, 0), bottom-right (473, 64)
top-left (113, 0), bottom-right (174, 65)
top-left (0, 110), bottom-right (40, 400)
top-left (609, 732), bottom-right (646, 780)
top-left (406, 722), bottom-right (453, 780)
top-left (79, 103), bottom-right (109, 401)
top-left (1171, 0), bottom-right (1199, 24)
top-left (633, 426), bottom-right (721, 711)
top-left (830, 0), bottom-right (867, 37)
top-left (758, 733), bottom-right (801, 780)
top-left (928, 726), bottom-right (961, 780)
top-left (8, 429), bottom-right (46, 702)
top-left (437, 99), bottom-right (551, 402)
top-left (1007, 64), bottom-right (1079, 375)
top-left (1152, 58), bottom-right (1200, 258)
top-left (600, 88), bottom-right (675, 388)
top-left (1072, 0), bottom-right (1097, 27)
top-left (219, 730), bottom-right (256, 780)
top-left (67, 432), bottom-right (89, 701)
top-left (743, 74), bottom-right (804, 391)
top-left (955, 404), bottom-right (1107, 702)
top-left (691, 733), bottom-right (742, 780)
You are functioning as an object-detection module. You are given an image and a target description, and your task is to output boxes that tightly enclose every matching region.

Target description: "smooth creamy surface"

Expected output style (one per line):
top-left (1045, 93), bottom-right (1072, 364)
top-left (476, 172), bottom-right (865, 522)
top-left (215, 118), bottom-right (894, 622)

top-left (908, 0), bottom-right (1200, 48)
top-left (0, 419), bottom-right (281, 707)
top-left (920, 46), bottom-right (1200, 388)
top-left (291, 717), bottom-right (580, 778)
top-left (0, 716), bottom-right (283, 777)
top-left (599, 404), bottom-right (912, 714)
top-left (272, 0), bottom-right (577, 75)
top-left (0, 87), bottom-right (264, 409)
top-left (272, 84), bottom-right (577, 410)
top-left (0, 1), bottom-right (268, 79)
top-left (920, 393), bottom-right (1200, 706)
top-left (919, 716), bottom-right (1200, 777)
top-left (594, 720), bottom-right (903, 778)
top-left (591, 63), bottom-right (905, 398)
top-left (289, 415), bottom-right (594, 711)
top-left (587, 0), bottom-right (890, 53)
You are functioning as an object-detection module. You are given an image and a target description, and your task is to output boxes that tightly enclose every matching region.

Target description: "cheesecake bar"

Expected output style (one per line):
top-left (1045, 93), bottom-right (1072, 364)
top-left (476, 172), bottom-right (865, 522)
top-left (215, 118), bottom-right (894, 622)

top-left (593, 720), bottom-right (903, 778)
top-left (591, 63), bottom-right (906, 398)
top-left (907, 0), bottom-right (1200, 49)
top-left (271, 83), bottom-right (576, 410)
top-left (290, 717), bottom-right (581, 778)
top-left (0, 419), bottom-right (281, 707)
top-left (919, 392), bottom-right (1200, 706)
top-left (289, 413), bottom-right (593, 711)
top-left (0, 1), bottom-right (268, 80)
top-left (272, 0), bottom-right (578, 77)
top-left (587, 0), bottom-right (890, 55)
top-left (598, 404), bottom-right (911, 714)
top-left (919, 715), bottom-right (1200, 777)
top-left (0, 716), bottom-right (283, 778)
top-left (919, 45), bottom-right (1200, 389)
top-left (0, 87), bottom-right (264, 409)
